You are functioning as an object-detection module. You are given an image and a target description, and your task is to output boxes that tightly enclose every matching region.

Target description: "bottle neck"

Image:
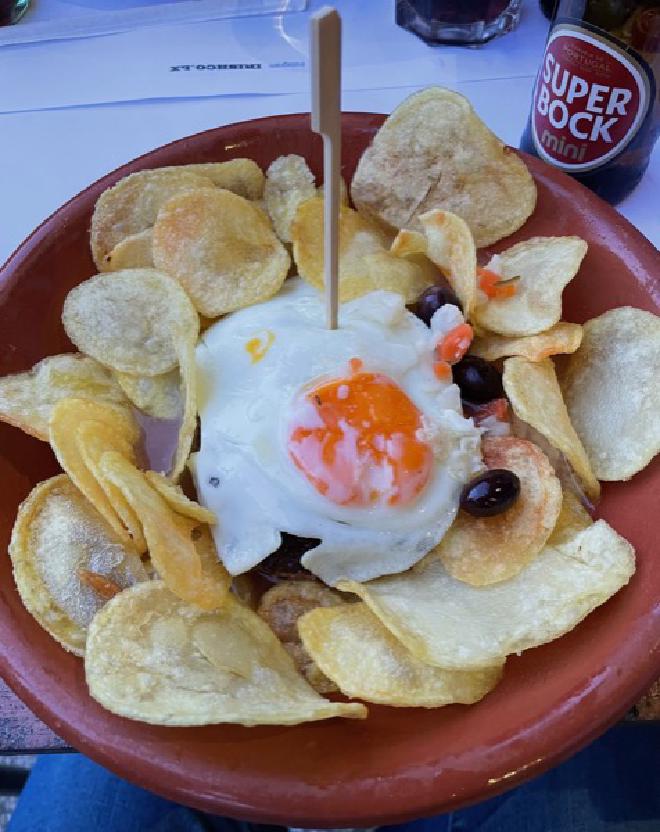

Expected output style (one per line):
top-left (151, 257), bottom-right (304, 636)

top-left (550, 1), bottom-right (660, 73)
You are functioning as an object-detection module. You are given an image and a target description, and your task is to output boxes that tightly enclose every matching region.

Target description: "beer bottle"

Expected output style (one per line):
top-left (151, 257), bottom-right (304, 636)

top-left (520, 1), bottom-right (659, 204)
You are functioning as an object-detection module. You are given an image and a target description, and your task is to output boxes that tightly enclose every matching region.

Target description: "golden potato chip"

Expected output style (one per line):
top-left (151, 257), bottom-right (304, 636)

top-left (424, 436), bottom-right (561, 586)
top-left (547, 490), bottom-right (592, 547)
top-left (350, 253), bottom-right (431, 303)
top-left (249, 200), bottom-right (269, 221)
top-left (170, 331), bottom-right (197, 481)
top-left (0, 354), bottom-right (129, 441)
top-left (351, 87), bottom-right (536, 247)
top-left (85, 581), bottom-right (367, 725)
top-left (257, 580), bottom-right (342, 694)
top-left (473, 237), bottom-right (588, 336)
top-left (561, 307), bottom-right (660, 481)
top-left (388, 229), bottom-right (439, 286)
top-left (188, 523), bottom-right (232, 598)
top-left (292, 197), bottom-right (429, 302)
top-left (264, 154), bottom-right (317, 243)
top-left (50, 398), bottom-right (140, 547)
top-left (471, 322), bottom-right (583, 362)
top-left (340, 520), bottom-right (634, 670)
top-left (503, 357), bottom-right (600, 500)
top-left (299, 602), bottom-right (503, 706)
top-left (389, 229), bottom-right (427, 258)
top-left (62, 269), bottom-right (199, 377)
top-left (100, 229), bottom-right (154, 273)
top-left (9, 475), bottom-right (146, 655)
top-left (100, 452), bottom-right (228, 610)
top-left (90, 168), bottom-right (216, 268)
top-left (419, 209), bottom-right (477, 316)
top-left (77, 419), bottom-right (147, 553)
top-left (144, 471), bottom-right (215, 524)
top-left (152, 188), bottom-right (290, 318)
top-left (114, 369), bottom-right (181, 420)
top-left (183, 159), bottom-right (265, 200)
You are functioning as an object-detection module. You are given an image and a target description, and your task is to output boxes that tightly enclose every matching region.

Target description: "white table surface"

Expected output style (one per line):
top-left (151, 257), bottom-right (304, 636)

top-left (1, 0), bottom-right (658, 265)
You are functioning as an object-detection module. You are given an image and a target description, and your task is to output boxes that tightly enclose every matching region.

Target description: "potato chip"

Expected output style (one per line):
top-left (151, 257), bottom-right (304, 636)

top-left (0, 354), bottom-right (129, 441)
top-left (299, 602), bottom-right (503, 706)
top-left (471, 323), bottom-right (583, 362)
top-left (340, 520), bottom-right (634, 670)
top-left (424, 436), bottom-right (561, 586)
top-left (9, 475), bottom-right (146, 655)
top-left (85, 581), bottom-right (367, 725)
top-left (76, 419), bottom-right (147, 553)
top-left (152, 188), bottom-right (290, 318)
top-left (388, 229), bottom-right (439, 286)
top-left (250, 200), bottom-right (270, 222)
top-left (472, 237), bottom-right (588, 336)
top-left (90, 168), bottom-right (216, 268)
top-left (100, 229), bottom-right (154, 272)
top-left (349, 253), bottom-right (431, 303)
top-left (419, 209), bottom-right (477, 316)
top-left (170, 331), bottom-right (197, 481)
top-left (188, 523), bottom-right (232, 597)
top-left (351, 87), bottom-right (536, 247)
top-left (144, 471), bottom-right (216, 524)
top-left (292, 197), bottom-right (429, 302)
top-left (114, 369), bottom-right (181, 420)
top-left (547, 490), bottom-right (592, 547)
top-left (561, 307), bottom-right (660, 481)
top-left (183, 159), bottom-right (265, 200)
top-left (257, 580), bottom-right (342, 693)
top-left (389, 229), bottom-right (427, 258)
top-left (100, 452), bottom-right (228, 610)
top-left (62, 269), bottom-right (199, 377)
top-left (264, 154), bottom-right (317, 243)
top-left (503, 357), bottom-right (600, 500)
top-left (50, 398), bottom-right (140, 547)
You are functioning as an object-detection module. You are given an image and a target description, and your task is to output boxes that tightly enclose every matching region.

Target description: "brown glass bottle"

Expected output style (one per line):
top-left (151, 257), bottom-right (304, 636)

top-left (520, 1), bottom-right (660, 203)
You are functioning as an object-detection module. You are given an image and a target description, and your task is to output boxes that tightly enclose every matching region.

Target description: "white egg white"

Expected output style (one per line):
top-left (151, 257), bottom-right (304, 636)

top-left (191, 279), bottom-right (482, 585)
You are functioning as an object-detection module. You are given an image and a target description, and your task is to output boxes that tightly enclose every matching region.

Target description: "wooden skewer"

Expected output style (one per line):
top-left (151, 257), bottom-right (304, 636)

top-left (310, 6), bottom-right (341, 330)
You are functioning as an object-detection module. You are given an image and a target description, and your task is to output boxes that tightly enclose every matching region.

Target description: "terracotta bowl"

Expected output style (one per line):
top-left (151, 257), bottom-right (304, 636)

top-left (0, 114), bottom-right (658, 828)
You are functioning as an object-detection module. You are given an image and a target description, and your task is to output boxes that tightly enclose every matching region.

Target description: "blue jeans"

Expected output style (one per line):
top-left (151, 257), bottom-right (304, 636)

top-left (7, 724), bottom-right (660, 832)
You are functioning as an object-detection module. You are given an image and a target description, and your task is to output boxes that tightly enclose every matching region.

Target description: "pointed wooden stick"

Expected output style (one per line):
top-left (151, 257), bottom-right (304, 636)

top-left (311, 6), bottom-right (341, 330)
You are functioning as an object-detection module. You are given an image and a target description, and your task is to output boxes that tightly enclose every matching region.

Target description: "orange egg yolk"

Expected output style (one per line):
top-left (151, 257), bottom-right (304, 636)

top-left (288, 371), bottom-right (433, 507)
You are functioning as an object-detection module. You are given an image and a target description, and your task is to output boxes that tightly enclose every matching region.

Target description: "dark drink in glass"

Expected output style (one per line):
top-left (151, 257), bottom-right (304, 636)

top-left (396, 0), bottom-right (523, 45)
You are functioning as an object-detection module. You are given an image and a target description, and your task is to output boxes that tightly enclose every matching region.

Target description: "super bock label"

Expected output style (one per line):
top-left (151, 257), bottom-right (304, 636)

top-left (531, 23), bottom-right (653, 172)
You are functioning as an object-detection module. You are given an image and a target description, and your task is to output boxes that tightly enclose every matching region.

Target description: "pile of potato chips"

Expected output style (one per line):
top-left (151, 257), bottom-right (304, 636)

top-left (1, 87), bottom-right (657, 728)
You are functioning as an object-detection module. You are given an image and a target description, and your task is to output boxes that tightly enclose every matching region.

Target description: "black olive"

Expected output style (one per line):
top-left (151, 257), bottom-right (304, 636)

top-left (409, 284), bottom-right (462, 325)
top-left (453, 355), bottom-right (504, 404)
top-left (254, 533), bottom-right (319, 584)
top-left (460, 469), bottom-right (520, 517)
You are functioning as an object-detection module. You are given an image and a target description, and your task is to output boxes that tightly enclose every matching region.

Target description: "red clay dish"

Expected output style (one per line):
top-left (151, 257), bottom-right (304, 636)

top-left (0, 114), bottom-right (658, 827)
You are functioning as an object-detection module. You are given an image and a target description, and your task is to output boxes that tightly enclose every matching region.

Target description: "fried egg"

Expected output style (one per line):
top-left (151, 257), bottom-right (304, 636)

top-left (191, 279), bottom-right (482, 585)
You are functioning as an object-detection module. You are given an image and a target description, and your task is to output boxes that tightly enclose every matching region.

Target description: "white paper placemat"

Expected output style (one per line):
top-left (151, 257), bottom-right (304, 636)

top-left (0, 0), bottom-right (307, 46)
top-left (0, 0), bottom-right (549, 114)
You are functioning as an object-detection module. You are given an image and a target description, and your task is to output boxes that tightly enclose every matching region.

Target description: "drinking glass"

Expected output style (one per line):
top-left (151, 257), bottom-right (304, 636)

top-left (0, 0), bottom-right (30, 25)
top-left (396, 0), bottom-right (523, 45)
